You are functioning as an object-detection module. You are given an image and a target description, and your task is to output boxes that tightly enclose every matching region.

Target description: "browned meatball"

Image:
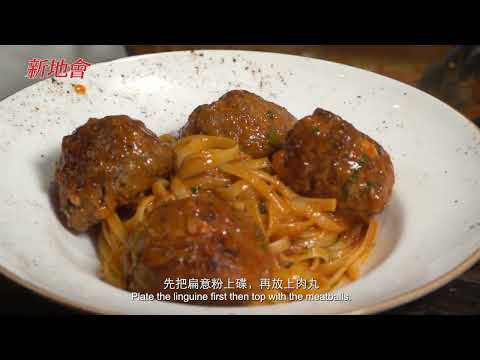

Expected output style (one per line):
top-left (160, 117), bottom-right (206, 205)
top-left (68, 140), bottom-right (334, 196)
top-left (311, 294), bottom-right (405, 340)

top-left (272, 108), bottom-right (394, 216)
top-left (55, 115), bottom-right (174, 232)
top-left (124, 192), bottom-right (273, 305)
top-left (180, 90), bottom-right (296, 158)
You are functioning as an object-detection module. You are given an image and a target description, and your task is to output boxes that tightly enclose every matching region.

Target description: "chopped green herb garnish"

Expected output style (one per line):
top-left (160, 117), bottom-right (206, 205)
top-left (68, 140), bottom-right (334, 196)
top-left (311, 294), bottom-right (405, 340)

top-left (348, 174), bottom-right (359, 183)
top-left (366, 181), bottom-right (377, 189)
top-left (191, 186), bottom-right (200, 194)
top-left (342, 174), bottom-right (360, 200)
top-left (267, 130), bottom-right (282, 147)
top-left (258, 202), bottom-right (267, 214)
top-left (358, 154), bottom-right (370, 166)
top-left (312, 126), bottom-right (321, 135)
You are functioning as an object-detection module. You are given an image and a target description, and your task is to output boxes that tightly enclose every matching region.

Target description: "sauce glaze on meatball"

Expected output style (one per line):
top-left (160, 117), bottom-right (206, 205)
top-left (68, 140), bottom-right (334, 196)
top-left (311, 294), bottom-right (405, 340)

top-left (180, 90), bottom-right (296, 158)
top-left (55, 115), bottom-right (174, 232)
top-left (272, 108), bottom-right (394, 216)
top-left (124, 192), bottom-right (273, 305)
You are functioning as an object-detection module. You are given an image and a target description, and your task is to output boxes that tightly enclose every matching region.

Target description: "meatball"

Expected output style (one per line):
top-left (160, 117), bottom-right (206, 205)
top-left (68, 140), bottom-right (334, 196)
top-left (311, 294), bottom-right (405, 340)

top-left (124, 192), bottom-right (273, 305)
top-left (180, 90), bottom-right (296, 158)
top-left (55, 115), bottom-right (174, 232)
top-left (272, 108), bottom-right (394, 216)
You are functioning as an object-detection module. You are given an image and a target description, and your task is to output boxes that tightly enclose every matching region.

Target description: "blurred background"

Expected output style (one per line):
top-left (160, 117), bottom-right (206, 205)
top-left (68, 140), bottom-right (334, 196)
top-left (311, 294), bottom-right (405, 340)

top-left (2, 45), bottom-right (479, 123)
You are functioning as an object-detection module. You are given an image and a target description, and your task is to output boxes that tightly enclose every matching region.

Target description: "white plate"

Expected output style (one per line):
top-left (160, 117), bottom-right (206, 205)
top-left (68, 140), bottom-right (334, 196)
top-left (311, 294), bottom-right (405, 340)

top-left (0, 50), bottom-right (479, 315)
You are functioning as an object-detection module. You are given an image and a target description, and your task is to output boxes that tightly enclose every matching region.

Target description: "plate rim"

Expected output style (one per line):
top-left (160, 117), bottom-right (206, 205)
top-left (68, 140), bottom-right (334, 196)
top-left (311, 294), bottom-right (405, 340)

top-left (1, 49), bottom-right (480, 315)
top-left (0, 248), bottom-right (478, 315)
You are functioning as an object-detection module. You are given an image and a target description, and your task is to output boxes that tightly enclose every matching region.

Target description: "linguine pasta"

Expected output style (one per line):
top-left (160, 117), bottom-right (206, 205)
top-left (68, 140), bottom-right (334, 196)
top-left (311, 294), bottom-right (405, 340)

top-left (97, 134), bottom-right (377, 304)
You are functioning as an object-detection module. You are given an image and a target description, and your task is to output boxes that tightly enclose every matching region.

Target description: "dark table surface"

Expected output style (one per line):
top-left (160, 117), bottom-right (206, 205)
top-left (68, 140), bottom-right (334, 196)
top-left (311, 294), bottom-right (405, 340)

top-left (1, 261), bottom-right (479, 315)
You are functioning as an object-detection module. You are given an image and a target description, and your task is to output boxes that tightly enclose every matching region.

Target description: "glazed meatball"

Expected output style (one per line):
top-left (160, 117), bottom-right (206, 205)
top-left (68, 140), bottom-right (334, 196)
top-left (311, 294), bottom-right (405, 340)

top-left (180, 90), bottom-right (296, 158)
top-left (272, 108), bottom-right (394, 216)
top-left (124, 192), bottom-right (273, 305)
top-left (55, 115), bottom-right (174, 232)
